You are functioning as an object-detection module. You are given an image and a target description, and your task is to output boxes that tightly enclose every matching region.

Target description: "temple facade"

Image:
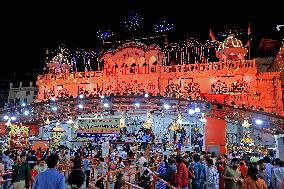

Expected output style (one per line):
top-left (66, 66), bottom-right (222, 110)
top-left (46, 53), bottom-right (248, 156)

top-left (36, 35), bottom-right (284, 116)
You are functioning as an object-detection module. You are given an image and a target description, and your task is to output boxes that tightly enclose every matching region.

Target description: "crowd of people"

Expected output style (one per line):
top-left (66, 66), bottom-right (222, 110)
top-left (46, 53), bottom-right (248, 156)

top-left (0, 144), bottom-right (283, 189)
top-left (135, 151), bottom-right (284, 189)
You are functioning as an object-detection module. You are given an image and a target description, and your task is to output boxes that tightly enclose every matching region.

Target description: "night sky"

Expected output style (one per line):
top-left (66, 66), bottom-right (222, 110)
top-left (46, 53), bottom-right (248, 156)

top-left (0, 0), bottom-right (283, 83)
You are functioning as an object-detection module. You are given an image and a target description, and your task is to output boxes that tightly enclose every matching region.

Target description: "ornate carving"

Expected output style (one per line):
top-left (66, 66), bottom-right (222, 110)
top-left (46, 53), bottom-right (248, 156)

top-left (165, 84), bottom-right (181, 97)
top-left (211, 79), bottom-right (248, 94)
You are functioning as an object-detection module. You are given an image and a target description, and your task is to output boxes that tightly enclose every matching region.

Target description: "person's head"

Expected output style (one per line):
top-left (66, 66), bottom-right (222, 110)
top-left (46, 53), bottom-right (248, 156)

top-left (176, 155), bottom-right (183, 163)
top-left (258, 159), bottom-right (266, 171)
top-left (247, 166), bottom-right (259, 181)
top-left (46, 154), bottom-right (59, 168)
top-left (263, 156), bottom-right (271, 164)
top-left (68, 170), bottom-right (85, 189)
top-left (39, 160), bottom-right (46, 167)
top-left (31, 150), bottom-right (36, 155)
top-left (4, 150), bottom-right (10, 157)
top-left (20, 154), bottom-right (27, 163)
top-left (206, 158), bottom-right (214, 167)
top-left (193, 154), bottom-right (200, 162)
top-left (231, 158), bottom-right (240, 169)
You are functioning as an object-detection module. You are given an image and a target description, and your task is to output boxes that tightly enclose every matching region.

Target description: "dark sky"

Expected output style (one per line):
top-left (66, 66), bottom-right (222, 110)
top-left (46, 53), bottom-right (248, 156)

top-left (0, 0), bottom-right (283, 82)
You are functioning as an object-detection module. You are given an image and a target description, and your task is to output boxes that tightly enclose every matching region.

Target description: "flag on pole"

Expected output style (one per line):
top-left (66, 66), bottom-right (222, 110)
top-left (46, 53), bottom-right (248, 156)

top-left (245, 21), bottom-right (251, 47)
top-left (209, 27), bottom-right (216, 41)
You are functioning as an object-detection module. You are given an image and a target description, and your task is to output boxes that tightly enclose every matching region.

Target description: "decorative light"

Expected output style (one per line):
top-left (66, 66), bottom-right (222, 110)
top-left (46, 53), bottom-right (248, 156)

top-left (143, 112), bottom-right (153, 129)
top-left (10, 116), bottom-right (16, 121)
top-left (119, 115), bottom-right (127, 128)
top-left (103, 103), bottom-right (109, 108)
top-left (194, 107), bottom-right (201, 113)
top-left (54, 121), bottom-right (64, 132)
top-left (176, 113), bottom-right (183, 124)
top-left (21, 103), bottom-right (26, 107)
top-left (78, 104), bottom-right (84, 109)
top-left (67, 117), bottom-right (74, 124)
top-left (79, 94), bottom-right (84, 99)
top-left (100, 95), bottom-right (105, 99)
top-left (199, 113), bottom-right (206, 123)
top-left (255, 119), bottom-right (263, 125)
top-left (163, 104), bottom-right (170, 110)
top-left (144, 93), bottom-right (149, 98)
top-left (242, 119), bottom-right (251, 128)
top-left (188, 109), bottom-right (195, 115)
top-left (51, 107), bottom-right (58, 111)
top-left (3, 115), bottom-right (9, 120)
top-left (24, 110), bottom-right (29, 116)
top-left (135, 103), bottom-right (140, 108)
top-left (51, 97), bottom-right (56, 101)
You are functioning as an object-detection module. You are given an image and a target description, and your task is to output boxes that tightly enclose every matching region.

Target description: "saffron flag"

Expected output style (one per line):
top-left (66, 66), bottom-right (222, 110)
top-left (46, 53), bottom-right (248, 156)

top-left (209, 27), bottom-right (216, 41)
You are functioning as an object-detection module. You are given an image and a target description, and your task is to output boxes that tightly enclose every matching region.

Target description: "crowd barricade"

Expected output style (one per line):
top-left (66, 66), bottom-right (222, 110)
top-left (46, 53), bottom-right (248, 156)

top-left (125, 181), bottom-right (144, 189)
top-left (89, 165), bottom-right (139, 189)
top-left (89, 164), bottom-right (160, 189)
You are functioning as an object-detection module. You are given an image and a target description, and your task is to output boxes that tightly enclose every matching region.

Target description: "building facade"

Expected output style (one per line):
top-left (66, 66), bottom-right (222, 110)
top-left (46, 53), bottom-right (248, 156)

top-left (36, 36), bottom-right (284, 116)
top-left (7, 82), bottom-right (38, 106)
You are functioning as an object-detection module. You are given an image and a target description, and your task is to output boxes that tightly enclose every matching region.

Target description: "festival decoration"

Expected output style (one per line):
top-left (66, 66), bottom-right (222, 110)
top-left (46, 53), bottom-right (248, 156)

top-left (119, 114), bottom-right (127, 128)
top-left (8, 125), bottom-right (29, 149)
top-left (143, 112), bottom-right (153, 129)
top-left (242, 119), bottom-right (251, 128)
top-left (82, 49), bottom-right (96, 71)
top-left (49, 121), bottom-right (65, 148)
top-left (169, 113), bottom-right (183, 131)
top-left (241, 119), bottom-right (254, 148)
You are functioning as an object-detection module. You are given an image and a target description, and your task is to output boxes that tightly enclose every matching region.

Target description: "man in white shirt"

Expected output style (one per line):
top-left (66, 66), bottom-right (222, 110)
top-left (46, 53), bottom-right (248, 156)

top-left (271, 160), bottom-right (284, 189)
top-left (138, 152), bottom-right (147, 167)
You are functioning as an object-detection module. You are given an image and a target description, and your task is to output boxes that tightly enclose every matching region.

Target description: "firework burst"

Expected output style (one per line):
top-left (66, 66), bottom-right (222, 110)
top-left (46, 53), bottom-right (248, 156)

top-left (155, 20), bottom-right (175, 33)
top-left (96, 29), bottom-right (113, 41)
top-left (123, 11), bottom-right (143, 32)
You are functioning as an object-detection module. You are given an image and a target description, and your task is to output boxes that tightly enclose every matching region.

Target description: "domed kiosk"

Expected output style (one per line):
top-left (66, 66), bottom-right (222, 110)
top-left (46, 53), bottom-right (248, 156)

top-left (217, 34), bottom-right (248, 61)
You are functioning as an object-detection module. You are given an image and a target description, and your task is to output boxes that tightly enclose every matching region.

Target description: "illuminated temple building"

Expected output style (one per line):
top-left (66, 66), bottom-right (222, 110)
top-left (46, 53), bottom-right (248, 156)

top-left (37, 35), bottom-right (284, 116)
top-left (0, 33), bottom-right (273, 156)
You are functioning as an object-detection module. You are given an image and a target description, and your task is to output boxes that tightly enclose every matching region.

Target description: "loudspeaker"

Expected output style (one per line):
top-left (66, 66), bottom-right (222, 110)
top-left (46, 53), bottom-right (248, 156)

top-left (217, 104), bottom-right (223, 109)
top-left (204, 103), bottom-right (212, 110)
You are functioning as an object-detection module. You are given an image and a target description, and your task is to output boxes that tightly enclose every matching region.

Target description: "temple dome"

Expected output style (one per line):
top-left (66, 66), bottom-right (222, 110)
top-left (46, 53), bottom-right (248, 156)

top-left (217, 34), bottom-right (247, 61)
top-left (218, 34), bottom-right (243, 50)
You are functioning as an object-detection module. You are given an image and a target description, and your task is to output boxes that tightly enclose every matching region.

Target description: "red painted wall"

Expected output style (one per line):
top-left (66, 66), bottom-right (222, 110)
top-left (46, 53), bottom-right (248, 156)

top-left (205, 117), bottom-right (227, 155)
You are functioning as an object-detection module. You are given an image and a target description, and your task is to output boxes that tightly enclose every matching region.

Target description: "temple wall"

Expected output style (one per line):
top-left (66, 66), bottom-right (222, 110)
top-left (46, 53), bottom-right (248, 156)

top-left (36, 60), bottom-right (283, 115)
